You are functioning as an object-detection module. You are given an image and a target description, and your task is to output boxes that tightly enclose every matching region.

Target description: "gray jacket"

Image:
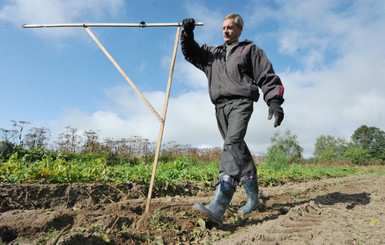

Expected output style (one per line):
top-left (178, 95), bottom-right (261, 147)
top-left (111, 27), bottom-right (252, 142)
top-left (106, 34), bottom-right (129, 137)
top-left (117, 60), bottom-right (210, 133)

top-left (181, 32), bottom-right (284, 108)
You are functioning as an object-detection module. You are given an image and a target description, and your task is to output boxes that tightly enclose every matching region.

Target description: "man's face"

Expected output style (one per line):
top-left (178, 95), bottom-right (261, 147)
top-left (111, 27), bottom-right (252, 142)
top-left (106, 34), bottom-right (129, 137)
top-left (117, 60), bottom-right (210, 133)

top-left (222, 18), bottom-right (242, 44)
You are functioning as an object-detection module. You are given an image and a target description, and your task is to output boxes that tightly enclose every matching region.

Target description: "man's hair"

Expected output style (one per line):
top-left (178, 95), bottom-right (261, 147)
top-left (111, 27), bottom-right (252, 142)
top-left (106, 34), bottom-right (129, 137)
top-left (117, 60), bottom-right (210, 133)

top-left (224, 14), bottom-right (244, 28)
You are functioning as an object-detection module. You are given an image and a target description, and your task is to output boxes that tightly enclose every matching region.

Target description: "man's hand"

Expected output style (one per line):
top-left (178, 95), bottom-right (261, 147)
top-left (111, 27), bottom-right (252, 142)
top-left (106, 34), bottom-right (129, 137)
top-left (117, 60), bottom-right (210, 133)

top-left (268, 100), bottom-right (284, 127)
top-left (182, 18), bottom-right (195, 34)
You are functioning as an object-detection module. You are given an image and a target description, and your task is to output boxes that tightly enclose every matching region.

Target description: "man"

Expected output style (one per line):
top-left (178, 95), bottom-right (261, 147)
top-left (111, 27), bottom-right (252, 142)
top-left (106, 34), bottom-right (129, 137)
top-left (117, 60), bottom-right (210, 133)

top-left (181, 14), bottom-right (284, 225)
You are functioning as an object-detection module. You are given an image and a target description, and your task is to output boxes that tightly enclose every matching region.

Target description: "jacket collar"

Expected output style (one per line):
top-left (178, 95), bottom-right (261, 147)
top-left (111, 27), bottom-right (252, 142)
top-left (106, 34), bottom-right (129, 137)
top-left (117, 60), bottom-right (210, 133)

top-left (217, 39), bottom-right (253, 49)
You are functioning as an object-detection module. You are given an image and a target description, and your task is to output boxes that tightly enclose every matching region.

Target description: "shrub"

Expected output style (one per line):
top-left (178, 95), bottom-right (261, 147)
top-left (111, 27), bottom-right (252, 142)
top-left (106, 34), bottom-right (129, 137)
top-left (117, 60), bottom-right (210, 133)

top-left (264, 147), bottom-right (288, 171)
top-left (0, 141), bottom-right (20, 161)
top-left (343, 147), bottom-right (371, 165)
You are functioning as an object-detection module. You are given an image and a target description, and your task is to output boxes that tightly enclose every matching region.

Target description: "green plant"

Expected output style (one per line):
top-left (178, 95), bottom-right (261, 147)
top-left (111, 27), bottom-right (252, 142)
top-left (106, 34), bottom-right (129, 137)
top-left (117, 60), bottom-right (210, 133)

top-left (314, 135), bottom-right (348, 159)
top-left (344, 147), bottom-right (371, 165)
top-left (149, 210), bottom-right (175, 230)
top-left (0, 141), bottom-right (20, 161)
top-left (268, 130), bottom-right (303, 162)
top-left (264, 147), bottom-right (288, 171)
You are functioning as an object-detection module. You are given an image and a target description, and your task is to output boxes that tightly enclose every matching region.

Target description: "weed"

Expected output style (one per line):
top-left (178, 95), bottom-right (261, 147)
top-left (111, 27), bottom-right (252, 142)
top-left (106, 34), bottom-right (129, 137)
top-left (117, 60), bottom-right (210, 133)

top-left (369, 218), bottom-right (377, 225)
top-left (152, 236), bottom-right (165, 244)
top-left (192, 218), bottom-right (206, 239)
top-left (291, 190), bottom-right (303, 200)
top-left (149, 210), bottom-right (175, 230)
top-left (180, 210), bottom-right (193, 219)
top-left (33, 228), bottom-right (60, 244)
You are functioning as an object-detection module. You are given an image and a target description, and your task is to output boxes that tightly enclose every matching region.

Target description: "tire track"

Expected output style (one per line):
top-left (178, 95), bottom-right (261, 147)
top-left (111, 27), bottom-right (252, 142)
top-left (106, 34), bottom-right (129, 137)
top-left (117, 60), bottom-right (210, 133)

top-left (218, 175), bottom-right (384, 245)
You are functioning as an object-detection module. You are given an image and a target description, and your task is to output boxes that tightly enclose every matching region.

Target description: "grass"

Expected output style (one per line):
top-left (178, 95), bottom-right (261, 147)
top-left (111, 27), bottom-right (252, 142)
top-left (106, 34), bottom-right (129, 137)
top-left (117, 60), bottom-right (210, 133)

top-left (259, 163), bottom-right (385, 187)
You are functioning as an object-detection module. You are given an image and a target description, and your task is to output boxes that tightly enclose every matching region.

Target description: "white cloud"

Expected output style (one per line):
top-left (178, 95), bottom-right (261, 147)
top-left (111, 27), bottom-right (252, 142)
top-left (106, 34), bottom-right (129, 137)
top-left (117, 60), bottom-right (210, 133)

top-left (343, 93), bottom-right (385, 124)
top-left (174, 59), bottom-right (208, 89)
top-left (51, 85), bottom-right (221, 147)
top-left (166, 90), bottom-right (219, 145)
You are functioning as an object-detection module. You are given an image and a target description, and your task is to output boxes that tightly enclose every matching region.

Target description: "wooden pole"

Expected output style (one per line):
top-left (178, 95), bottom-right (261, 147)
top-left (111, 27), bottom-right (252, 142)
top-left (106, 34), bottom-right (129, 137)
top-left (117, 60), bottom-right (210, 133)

top-left (22, 22), bottom-right (204, 28)
top-left (145, 25), bottom-right (181, 213)
top-left (83, 26), bottom-right (163, 122)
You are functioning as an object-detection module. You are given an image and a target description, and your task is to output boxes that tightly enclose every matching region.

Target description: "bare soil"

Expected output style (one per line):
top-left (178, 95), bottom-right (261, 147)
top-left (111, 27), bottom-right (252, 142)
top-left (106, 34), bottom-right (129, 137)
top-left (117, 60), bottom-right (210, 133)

top-left (1, 174), bottom-right (384, 244)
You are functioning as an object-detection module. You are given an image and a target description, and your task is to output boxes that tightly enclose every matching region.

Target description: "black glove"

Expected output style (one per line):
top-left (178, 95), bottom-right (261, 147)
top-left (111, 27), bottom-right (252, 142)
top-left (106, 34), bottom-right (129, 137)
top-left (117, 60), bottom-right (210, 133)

top-left (268, 100), bottom-right (284, 127)
top-left (182, 18), bottom-right (195, 34)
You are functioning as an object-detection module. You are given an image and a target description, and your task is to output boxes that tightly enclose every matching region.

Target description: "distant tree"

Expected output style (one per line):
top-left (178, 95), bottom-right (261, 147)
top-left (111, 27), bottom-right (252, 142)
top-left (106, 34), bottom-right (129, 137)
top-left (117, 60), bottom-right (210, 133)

top-left (55, 126), bottom-right (81, 153)
top-left (11, 120), bottom-right (31, 146)
top-left (162, 141), bottom-right (184, 160)
top-left (112, 138), bottom-right (130, 156)
top-left (0, 128), bottom-right (17, 143)
top-left (198, 147), bottom-right (222, 162)
top-left (264, 130), bottom-right (303, 170)
top-left (82, 130), bottom-right (101, 153)
top-left (268, 130), bottom-right (303, 162)
top-left (102, 137), bottom-right (115, 154)
top-left (128, 136), bottom-right (153, 158)
top-left (24, 127), bottom-right (51, 149)
top-left (313, 135), bottom-right (348, 159)
top-left (139, 137), bottom-right (152, 158)
top-left (343, 143), bottom-right (371, 165)
top-left (350, 125), bottom-right (385, 161)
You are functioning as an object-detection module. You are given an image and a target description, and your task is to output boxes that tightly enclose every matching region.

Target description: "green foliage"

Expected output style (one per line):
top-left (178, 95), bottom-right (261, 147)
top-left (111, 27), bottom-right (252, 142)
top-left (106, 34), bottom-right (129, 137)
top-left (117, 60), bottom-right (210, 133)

top-left (264, 130), bottom-right (303, 170)
top-left (110, 157), bottom-right (218, 195)
top-left (270, 130), bottom-right (303, 161)
top-left (0, 153), bottom-right (219, 195)
top-left (2, 124), bottom-right (385, 193)
top-left (264, 147), bottom-right (288, 171)
top-left (314, 135), bottom-right (348, 159)
top-left (1, 150), bottom-right (384, 192)
top-left (312, 126), bottom-right (385, 164)
top-left (351, 125), bottom-right (385, 161)
top-left (258, 163), bottom-right (361, 187)
top-left (0, 153), bottom-right (111, 183)
top-left (343, 145), bottom-right (371, 165)
top-left (0, 141), bottom-right (21, 161)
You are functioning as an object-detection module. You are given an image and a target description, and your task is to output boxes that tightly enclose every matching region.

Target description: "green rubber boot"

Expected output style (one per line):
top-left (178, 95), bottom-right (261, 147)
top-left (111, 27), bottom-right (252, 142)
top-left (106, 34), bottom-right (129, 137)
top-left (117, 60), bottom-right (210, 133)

top-left (194, 174), bottom-right (237, 225)
top-left (238, 177), bottom-right (259, 214)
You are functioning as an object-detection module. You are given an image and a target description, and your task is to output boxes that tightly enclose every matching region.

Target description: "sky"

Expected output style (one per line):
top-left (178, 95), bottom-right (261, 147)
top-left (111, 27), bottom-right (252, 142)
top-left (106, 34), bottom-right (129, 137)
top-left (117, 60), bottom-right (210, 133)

top-left (0, 0), bottom-right (384, 157)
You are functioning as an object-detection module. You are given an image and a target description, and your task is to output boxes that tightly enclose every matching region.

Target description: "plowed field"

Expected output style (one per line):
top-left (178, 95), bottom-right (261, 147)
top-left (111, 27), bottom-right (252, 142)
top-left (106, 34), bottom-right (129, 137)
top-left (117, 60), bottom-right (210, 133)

top-left (1, 174), bottom-right (384, 244)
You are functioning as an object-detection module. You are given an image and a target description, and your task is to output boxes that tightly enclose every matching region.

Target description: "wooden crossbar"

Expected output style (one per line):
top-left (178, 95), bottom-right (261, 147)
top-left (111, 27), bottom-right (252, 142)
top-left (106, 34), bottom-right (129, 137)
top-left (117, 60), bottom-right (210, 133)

top-left (22, 22), bottom-right (204, 28)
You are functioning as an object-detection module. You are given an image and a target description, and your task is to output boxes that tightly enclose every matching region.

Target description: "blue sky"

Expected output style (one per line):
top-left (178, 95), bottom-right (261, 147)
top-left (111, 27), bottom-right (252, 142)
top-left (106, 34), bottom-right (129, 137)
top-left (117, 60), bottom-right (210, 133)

top-left (1, 0), bottom-right (384, 157)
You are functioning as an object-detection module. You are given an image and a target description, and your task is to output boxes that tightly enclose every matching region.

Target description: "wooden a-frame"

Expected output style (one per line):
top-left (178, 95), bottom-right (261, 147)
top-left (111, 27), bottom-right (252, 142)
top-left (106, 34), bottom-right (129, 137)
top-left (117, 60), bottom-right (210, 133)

top-left (23, 22), bottom-right (204, 212)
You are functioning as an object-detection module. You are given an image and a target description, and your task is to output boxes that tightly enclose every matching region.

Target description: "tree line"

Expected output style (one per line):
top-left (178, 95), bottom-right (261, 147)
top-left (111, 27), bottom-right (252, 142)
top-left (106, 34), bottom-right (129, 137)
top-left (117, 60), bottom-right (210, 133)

top-left (264, 125), bottom-right (385, 166)
top-left (0, 121), bottom-right (222, 164)
top-left (1, 120), bottom-right (384, 165)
